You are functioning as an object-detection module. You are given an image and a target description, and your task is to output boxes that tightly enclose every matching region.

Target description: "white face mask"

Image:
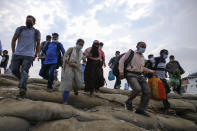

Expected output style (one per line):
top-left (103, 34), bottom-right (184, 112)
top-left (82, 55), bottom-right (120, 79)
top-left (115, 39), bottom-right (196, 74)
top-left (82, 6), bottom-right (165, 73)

top-left (149, 58), bottom-right (155, 63)
top-left (52, 40), bottom-right (58, 43)
top-left (99, 46), bottom-right (103, 49)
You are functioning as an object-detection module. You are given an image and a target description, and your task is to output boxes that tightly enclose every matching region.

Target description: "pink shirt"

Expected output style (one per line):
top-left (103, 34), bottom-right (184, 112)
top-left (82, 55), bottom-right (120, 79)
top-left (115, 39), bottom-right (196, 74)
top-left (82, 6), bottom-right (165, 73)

top-left (84, 47), bottom-right (102, 61)
top-left (119, 50), bottom-right (153, 73)
top-left (99, 49), bottom-right (106, 64)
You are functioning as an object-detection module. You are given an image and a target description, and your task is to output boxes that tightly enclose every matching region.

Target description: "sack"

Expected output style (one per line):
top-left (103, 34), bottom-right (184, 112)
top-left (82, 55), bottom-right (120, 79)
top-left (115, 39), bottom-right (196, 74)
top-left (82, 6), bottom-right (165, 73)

top-left (112, 50), bottom-right (134, 78)
top-left (108, 70), bottom-right (115, 81)
top-left (148, 77), bottom-right (166, 100)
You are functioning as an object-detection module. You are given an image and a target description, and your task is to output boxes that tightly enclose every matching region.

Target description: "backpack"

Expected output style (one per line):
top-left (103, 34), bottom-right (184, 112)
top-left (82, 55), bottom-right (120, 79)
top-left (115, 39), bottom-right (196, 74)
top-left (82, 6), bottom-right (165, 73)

top-left (18, 26), bottom-right (40, 41)
top-left (43, 42), bottom-right (63, 69)
top-left (112, 50), bottom-right (134, 78)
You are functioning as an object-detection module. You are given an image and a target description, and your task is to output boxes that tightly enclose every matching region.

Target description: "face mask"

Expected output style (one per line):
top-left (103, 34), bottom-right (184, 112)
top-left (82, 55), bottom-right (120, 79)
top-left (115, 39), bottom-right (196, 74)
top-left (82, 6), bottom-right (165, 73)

top-left (116, 54), bottom-right (120, 57)
top-left (99, 46), bottom-right (103, 49)
top-left (163, 55), bottom-right (168, 59)
top-left (26, 21), bottom-right (33, 28)
top-left (52, 40), bottom-right (58, 43)
top-left (76, 45), bottom-right (83, 50)
top-left (149, 58), bottom-right (155, 63)
top-left (138, 48), bottom-right (146, 54)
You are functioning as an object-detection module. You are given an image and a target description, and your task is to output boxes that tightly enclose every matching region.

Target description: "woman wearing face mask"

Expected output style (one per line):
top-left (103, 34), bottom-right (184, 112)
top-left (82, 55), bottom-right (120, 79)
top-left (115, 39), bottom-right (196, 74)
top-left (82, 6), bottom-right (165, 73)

top-left (83, 40), bottom-right (102, 96)
top-left (59, 39), bottom-right (85, 104)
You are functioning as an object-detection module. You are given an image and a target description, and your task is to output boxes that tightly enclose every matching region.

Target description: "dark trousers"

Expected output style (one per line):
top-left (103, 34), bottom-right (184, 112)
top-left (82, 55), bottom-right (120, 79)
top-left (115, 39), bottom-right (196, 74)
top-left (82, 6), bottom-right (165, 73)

top-left (161, 79), bottom-right (171, 110)
top-left (114, 76), bottom-right (121, 89)
top-left (126, 73), bottom-right (150, 111)
top-left (39, 59), bottom-right (48, 79)
top-left (11, 55), bottom-right (33, 90)
top-left (40, 63), bottom-right (57, 89)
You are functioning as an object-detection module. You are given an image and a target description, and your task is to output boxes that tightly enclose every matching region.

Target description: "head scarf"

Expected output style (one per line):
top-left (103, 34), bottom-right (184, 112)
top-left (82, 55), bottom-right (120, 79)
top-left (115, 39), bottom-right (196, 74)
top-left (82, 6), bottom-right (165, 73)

top-left (90, 40), bottom-right (99, 58)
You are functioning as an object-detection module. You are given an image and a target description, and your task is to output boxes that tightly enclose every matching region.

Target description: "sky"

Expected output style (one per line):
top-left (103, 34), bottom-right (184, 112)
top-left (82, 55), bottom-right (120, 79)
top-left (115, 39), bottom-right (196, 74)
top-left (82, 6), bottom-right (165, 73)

top-left (0, 0), bottom-right (197, 89)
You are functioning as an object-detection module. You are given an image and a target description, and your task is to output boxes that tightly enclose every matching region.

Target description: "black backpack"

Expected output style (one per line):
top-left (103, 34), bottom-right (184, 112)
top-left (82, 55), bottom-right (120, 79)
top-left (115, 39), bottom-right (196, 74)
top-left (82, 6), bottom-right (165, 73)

top-left (112, 49), bottom-right (134, 78)
top-left (43, 42), bottom-right (63, 69)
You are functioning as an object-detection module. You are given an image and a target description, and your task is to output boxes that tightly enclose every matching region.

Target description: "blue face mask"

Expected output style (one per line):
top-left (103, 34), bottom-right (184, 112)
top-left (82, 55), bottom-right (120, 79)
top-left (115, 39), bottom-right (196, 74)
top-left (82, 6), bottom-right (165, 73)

top-left (76, 45), bottom-right (83, 50)
top-left (163, 55), bottom-right (168, 59)
top-left (116, 54), bottom-right (120, 57)
top-left (138, 48), bottom-right (146, 54)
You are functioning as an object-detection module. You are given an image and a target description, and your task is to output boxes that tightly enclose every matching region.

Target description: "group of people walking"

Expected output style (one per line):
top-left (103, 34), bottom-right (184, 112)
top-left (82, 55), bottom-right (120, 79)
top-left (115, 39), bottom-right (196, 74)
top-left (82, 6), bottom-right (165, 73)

top-left (0, 15), bottom-right (185, 117)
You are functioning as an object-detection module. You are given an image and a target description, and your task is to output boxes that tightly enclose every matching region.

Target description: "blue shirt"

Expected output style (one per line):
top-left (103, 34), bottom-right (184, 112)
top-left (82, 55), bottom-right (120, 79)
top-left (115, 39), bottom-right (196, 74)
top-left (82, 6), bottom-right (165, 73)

top-left (0, 40), bottom-right (2, 52)
top-left (42, 42), bottom-right (65, 64)
top-left (14, 26), bottom-right (41, 57)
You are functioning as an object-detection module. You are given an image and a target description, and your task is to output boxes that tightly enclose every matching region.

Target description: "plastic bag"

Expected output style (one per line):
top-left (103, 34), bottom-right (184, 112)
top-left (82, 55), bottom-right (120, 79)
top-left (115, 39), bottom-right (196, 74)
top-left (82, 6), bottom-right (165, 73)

top-left (148, 77), bottom-right (166, 100)
top-left (108, 70), bottom-right (115, 81)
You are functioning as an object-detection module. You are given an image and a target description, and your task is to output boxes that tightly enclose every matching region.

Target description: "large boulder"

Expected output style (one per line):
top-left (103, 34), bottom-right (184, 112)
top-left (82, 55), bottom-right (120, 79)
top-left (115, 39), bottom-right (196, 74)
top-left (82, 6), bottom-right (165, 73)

top-left (133, 97), bottom-right (196, 112)
top-left (32, 118), bottom-right (147, 131)
top-left (110, 108), bottom-right (197, 131)
top-left (0, 74), bottom-right (18, 81)
top-left (99, 87), bottom-right (130, 95)
top-left (178, 112), bottom-right (197, 122)
top-left (168, 93), bottom-right (197, 100)
top-left (0, 78), bottom-right (18, 86)
top-left (0, 99), bottom-right (107, 123)
top-left (0, 116), bottom-right (30, 131)
top-left (27, 78), bottom-right (48, 85)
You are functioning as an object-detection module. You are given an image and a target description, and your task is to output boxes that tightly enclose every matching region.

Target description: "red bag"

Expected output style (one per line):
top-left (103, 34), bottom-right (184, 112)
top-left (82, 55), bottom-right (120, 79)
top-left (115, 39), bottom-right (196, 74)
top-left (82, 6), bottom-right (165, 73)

top-left (148, 77), bottom-right (166, 100)
top-left (157, 79), bottom-right (166, 100)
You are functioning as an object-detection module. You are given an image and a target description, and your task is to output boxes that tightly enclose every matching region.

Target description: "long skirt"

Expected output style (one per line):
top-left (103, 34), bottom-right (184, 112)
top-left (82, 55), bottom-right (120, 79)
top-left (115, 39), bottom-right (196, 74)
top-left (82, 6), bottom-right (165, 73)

top-left (84, 59), bottom-right (100, 94)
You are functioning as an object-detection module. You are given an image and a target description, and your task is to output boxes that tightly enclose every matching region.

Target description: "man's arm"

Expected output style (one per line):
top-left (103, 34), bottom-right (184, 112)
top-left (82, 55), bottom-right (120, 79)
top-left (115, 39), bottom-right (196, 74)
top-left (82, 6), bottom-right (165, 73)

top-left (6, 55), bottom-right (9, 65)
top-left (11, 34), bottom-right (18, 54)
top-left (60, 43), bottom-right (65, 55)
top-left (35, 40), bottom-right (41, 57)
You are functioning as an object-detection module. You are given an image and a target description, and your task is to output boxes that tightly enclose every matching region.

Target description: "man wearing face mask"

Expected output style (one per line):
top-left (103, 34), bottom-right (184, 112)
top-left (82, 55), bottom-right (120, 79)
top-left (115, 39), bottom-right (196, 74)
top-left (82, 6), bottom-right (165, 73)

top-left (11, 15), bottom-right (41, 97)
top-left (109, 51), bottom-right (121, 89)
top-left (40, 33), bottom-right (65, 92)
top-left (166, 55), bottom-right (185, 94)
top-left (153, 49), bottom-right (171, 113)
top-left (119, 42), bottom-right (155, 117)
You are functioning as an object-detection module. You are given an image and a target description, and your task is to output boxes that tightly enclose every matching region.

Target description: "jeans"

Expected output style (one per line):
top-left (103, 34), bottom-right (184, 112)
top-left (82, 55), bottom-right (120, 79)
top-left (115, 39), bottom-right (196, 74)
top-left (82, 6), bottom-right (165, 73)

top-left (11, 55), bottom-right (33, 90)
top-left (41, 63), bottom-right (57, 89)
top-left (161, 79), bottom-right (171, 110)
top-left (114, 76), bottom-right (121, 89)
top-left (63, 91), bottom-right (70, 103)
top-left (39, 59), bottom-right (48, 79)
top-left (126, 72), bottom-right (150, 111)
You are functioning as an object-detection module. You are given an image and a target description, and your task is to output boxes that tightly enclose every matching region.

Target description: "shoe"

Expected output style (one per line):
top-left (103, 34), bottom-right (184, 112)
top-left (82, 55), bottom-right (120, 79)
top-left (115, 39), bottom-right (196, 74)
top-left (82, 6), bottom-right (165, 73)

top-left (74, 91), bottom-right (78, 96)
top-left (135, 109), bottom-right (150, 117)
top-left (18, 89), bottom-right (26, 98)
top-left (125, 101), bottom-right (133, 111)
top-left (47, 88), bottom-right (53, 92)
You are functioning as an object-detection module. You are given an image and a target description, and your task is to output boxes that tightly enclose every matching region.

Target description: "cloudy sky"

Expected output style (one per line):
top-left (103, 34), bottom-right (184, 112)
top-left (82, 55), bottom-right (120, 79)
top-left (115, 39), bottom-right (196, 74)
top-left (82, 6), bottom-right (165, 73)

top-left (0, 0), bottom-right (196, 88)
